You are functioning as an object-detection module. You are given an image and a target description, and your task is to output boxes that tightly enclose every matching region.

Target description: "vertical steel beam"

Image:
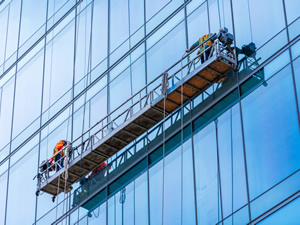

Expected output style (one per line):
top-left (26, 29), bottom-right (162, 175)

top-left (5, 0), bottom-right (23, 223)
top-left (190, 119), bottom-right (199, 225)
top-left (215, 119), bottom-right (224, 224)
top-left (34, 0), bottom-right (50, 223)
top-left (282, 0), bottom-right (300, 134)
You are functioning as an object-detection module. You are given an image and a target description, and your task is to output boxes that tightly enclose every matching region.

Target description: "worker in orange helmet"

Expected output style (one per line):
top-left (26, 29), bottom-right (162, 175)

top-left (50, 140), bottom-right (68, 171)
top-left (186, 32), bottom-right (216, 64)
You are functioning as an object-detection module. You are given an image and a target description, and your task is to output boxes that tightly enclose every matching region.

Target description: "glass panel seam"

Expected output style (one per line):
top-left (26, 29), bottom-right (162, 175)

top-left (282, 0), bottom-right (300, 135)
top-left (190, 117), bottom-right (198, 225)
top-left (5, 0), bottom-right (23, 223)
top-left (237, 83), bottom-right (252, 221)
top-left (215, 120), bottom-right (224, 223)
top-left (0, 0), bottom-right (82, 81)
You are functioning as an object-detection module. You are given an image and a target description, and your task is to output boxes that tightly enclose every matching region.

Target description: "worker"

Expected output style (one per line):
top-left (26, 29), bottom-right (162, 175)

top-left (89, 162), bottom-right (107, 179)
top-left (50, 140), bottom-right (68, 171)
top-left (79, 162), bottom-right (107, 187)
top-left (186, 32), bottom-right (216, 64)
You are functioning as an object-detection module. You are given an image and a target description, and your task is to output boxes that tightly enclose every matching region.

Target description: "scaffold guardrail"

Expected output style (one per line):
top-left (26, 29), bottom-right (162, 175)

top-left (36, 36), bottom-right (237, 196)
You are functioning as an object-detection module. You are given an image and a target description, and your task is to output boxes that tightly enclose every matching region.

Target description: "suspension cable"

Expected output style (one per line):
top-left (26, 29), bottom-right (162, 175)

top-left (230, 108), bottom-right (233, 225)
top-left (162, 82), bottom-right (166, 225)
top-left (58, 2), bottom-right (84, 224)
top-left (222, 0), bottom-right (225, 27)
top-left (217, 0), bottom-right (222, 29)
top-left (180, 50), bottom-right (184, 225)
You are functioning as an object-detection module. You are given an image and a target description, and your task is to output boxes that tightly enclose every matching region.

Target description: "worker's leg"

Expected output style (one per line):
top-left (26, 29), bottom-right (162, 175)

top-left (201, 48), bottom-right (212, 64)
top-left (55, 155), bottom-right (62, 171)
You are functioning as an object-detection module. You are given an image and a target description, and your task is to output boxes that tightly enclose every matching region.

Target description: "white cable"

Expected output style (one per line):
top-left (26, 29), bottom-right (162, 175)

top-left (180, 52), bottom-right (184, 225)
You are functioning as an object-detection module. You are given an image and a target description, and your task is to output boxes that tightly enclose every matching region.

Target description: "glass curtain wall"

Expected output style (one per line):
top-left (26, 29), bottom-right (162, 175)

top-left (70, 46), bottom-right (300, 224)
top-left (0, 0), bottom-right (299, 224)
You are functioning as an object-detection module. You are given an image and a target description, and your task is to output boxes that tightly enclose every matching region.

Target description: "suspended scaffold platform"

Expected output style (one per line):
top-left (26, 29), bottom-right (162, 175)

top-left (36, 36), bottom-right (237, 197)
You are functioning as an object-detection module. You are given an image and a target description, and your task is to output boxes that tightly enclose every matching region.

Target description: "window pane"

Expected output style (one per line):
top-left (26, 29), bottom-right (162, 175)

top-left (6, 146), bottom-right (38, 225)
top-left (19, 0), bottom-right (47, 46)
top-left (187, 2), bottom-right (208, 48)
top-left (291, 40), bottom-right (300, 60)
top-left (110, 0), bottom-right (129, 53)
top-left (284, 0), bottom-right (299, 24)
top-left (135, 173), bottom-right (148, 225)
top-left (123, 183), bottom-right (134, 225)
top-left (208, 0), bottom-right (233, 33)
top-left (90, 87), bottom-right (107, 135)
top-left (74, 5), bottom-right (92, 84)
top-left (129, 0), bottom-right (144, 36)
top-left (187, 0), bottom-right (205, 15)
top-left (193, 122), bottom-right (221, 225)
top-left (92, 0), bottom-right (108, 69)
top-left (147, 21), bottom-right (185, 88)
top-left (146, 0), bottom-right (184, 34)
top-left (241, 65), bottom-right (300, 199)
top-left (107, 195), bottom-right (116, 225)
top-left (109, 67), bottom-right (131, 112)
top-left (5, 0), bottom-right (21, 66)
top-left (0, 6), bottom-right (8, 68)
top-left (131, 55), bottom-right (146, 95)
top-left (258, 197), bottom-right (300, 225)
top-left (0, 77), bottom-right (14, 150)
top-left (223, 205), bottom-right (249, 225)
top-left (149, 160), bottom-right (163, 225)
top-left (88, 202), bottom-right (106, 225)
top-left (233, 0), bottom-right (286, 49)
top-left (293, 57), bottom-right (300, 113)
top-left (217, 104), bottom-right (248, 218)
top-left (0, 172), bottom-right (8, 225)
top-left (231, 0), bottom-right (252, 48)
top-left (248, 0), bottom-right (285, 48)
top-left (43, 21), bottom-right (75, 113)
top-left (182, 139), bottom-right (196, 225)
top-left (163, 146), bottom-right (181, 225)
top-left (12, 49), bottom-right (44, 138)
top-left (146, 0), bottom-right (169, 21)
top-left (250, 170), bottom-right (300, 219)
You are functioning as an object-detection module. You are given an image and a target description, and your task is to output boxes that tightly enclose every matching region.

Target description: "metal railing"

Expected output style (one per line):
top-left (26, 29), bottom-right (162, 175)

top-left (71, 100), bottom-right (193, 207)
top-left (36, 38), bottom-right (236, 192)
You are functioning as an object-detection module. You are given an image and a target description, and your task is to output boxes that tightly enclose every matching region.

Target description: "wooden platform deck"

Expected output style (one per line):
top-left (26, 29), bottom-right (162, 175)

top-left (40, 50), bottom-right (235, 196)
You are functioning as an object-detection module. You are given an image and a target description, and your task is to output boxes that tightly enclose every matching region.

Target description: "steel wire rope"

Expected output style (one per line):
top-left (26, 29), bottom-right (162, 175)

top-left (55, 168), bottom-right (61, 222)
top-left (80, 0), bottom-right (93, 201)
top-left (57, 2), bottom-right (86, 224)
top-left (222, 0), bottom-right (226, 28)
top-left (161, 70), bottom-right (169, 225)
top-left (180, 49), bottom-right (185, 225)
top-left (51, 1), bottom-right (60, 222)
top-left (75, 3), bottom-right (94, 222)
top-left (230, 108), bottom-right (234, 225)
top-left (247, 0), bottom-right (253, 42)
top-left (217, 0), bottom-right (222, 29)
top-left (162, 80), bottom-right (166, 225)
top-left (92, 206), bottom-right (100, 218)
top-left (46, 2), bottom-right (56, 169)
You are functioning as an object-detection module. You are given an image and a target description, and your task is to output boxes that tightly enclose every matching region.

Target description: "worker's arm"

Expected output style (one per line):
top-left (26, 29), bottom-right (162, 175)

top-left (186, 40), bottom-right (199, 53)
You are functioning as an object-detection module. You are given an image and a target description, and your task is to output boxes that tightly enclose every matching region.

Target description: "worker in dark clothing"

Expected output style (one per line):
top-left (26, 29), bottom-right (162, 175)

top-left (50, 140), bottom-right (67, 171)
top-left (79, 162), bottom-right (107, 188)
top-left (89, 162), bottom-right (107, 179)
top-left (186, 33), bottom-right (216, 63)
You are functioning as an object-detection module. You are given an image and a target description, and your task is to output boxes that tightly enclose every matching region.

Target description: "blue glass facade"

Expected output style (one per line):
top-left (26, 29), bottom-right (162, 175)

top-left (0, 0), bottom-right (299, 224)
